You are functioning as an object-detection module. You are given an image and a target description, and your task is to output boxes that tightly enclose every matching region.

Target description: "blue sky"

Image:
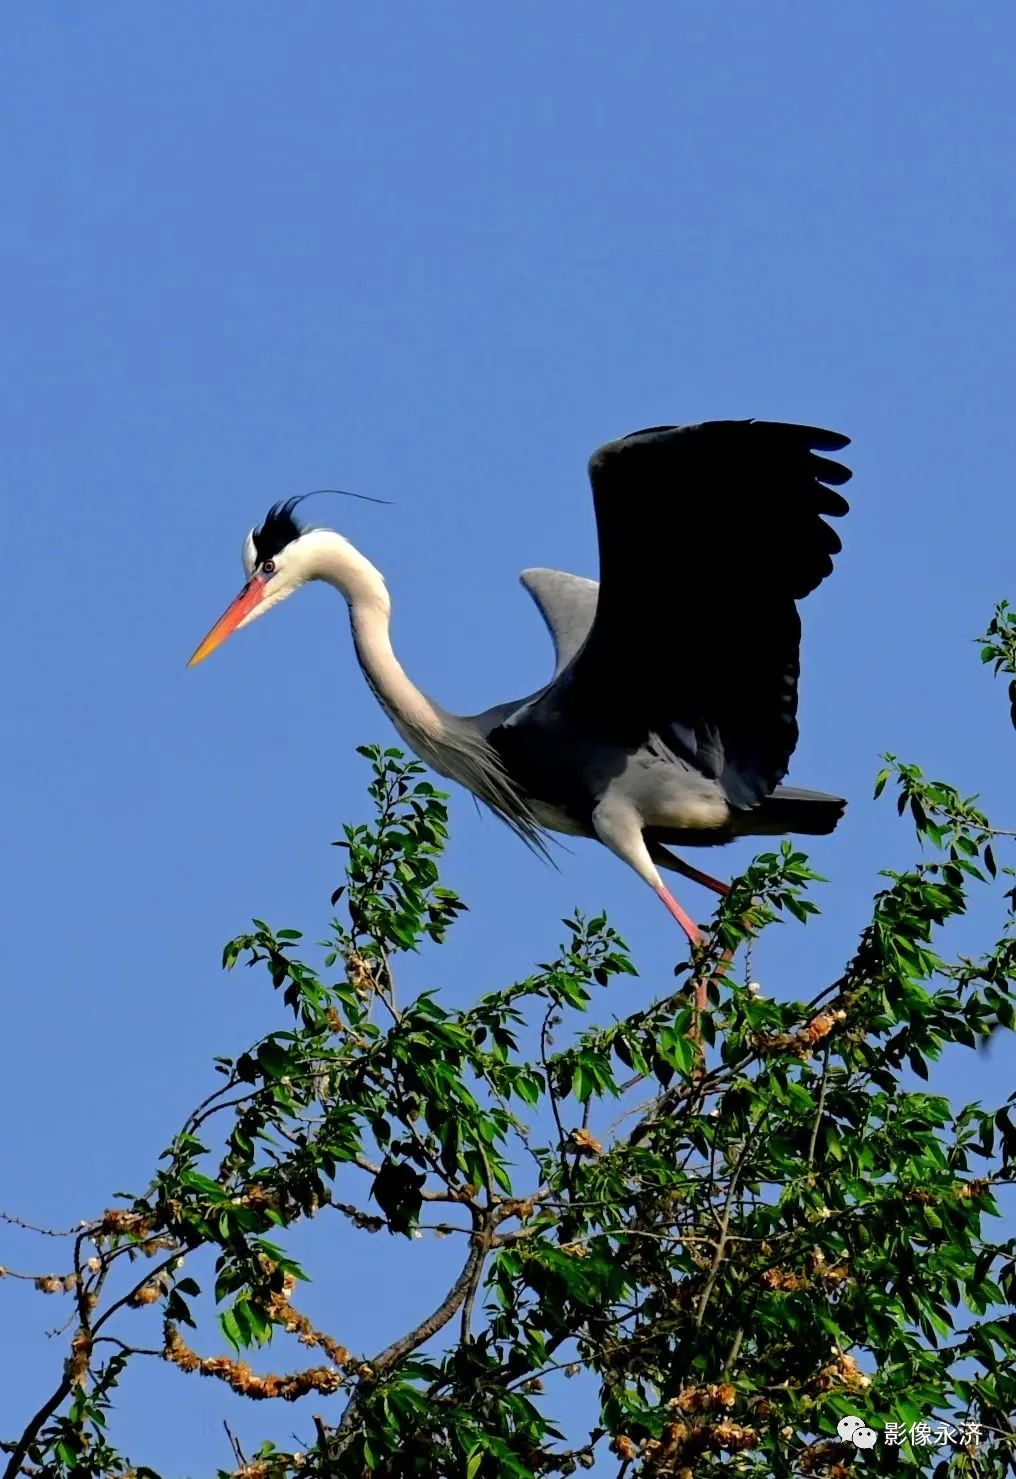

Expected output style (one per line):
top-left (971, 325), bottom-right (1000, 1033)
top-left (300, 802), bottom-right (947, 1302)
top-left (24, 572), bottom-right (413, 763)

top-left (3, 4), bottom-right (1015, 1472)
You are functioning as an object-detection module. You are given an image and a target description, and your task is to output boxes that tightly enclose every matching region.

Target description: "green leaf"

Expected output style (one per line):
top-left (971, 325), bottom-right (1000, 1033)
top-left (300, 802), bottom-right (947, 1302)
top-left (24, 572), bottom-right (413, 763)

top-left (219, 1307), bottom-right (244, 1353)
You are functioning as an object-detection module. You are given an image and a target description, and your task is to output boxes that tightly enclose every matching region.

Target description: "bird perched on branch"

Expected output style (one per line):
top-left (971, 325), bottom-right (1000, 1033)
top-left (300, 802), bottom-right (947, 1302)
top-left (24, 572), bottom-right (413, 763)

top-left (189, 419), bottom-right (851, 943)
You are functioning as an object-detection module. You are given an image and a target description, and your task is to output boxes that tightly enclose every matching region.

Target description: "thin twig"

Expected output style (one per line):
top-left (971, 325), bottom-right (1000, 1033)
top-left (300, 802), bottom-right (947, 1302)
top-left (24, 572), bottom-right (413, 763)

top-left (91, 1335), bottom-right (164, 1357)
top-left (0, 1268), bottom-right (72, 1284)
top-left (806, 1046), bottom-right (832, 1169)
top-left (0, 1210), bottom-right (80, 1239)
top-left (723, 1325), bottom-right (745, 1376)
top-left (223, 1419), bottom-right (246, 1468)
top-left (692, 1120), bottom-right (765, 1331)
top-left (541, 1003), bottom-right (569, 1173)
top-left (378, 945), bottom-right (402, 1024)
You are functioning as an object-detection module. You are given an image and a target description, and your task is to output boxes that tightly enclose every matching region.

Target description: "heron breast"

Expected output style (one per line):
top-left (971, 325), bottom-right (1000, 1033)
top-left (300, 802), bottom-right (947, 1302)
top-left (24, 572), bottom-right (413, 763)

top-left (527, 800), bottom-right (591, 837)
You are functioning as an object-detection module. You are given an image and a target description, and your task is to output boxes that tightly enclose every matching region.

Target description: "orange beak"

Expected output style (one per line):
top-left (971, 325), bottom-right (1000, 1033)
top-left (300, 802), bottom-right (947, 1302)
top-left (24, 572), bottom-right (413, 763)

top-left (187, 578), bottom-right (266, 668)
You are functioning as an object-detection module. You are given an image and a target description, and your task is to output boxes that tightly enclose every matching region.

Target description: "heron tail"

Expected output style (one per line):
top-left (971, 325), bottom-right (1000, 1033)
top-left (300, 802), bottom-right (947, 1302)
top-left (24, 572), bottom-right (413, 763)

top-left (737, 786), bottom-right (846, 837)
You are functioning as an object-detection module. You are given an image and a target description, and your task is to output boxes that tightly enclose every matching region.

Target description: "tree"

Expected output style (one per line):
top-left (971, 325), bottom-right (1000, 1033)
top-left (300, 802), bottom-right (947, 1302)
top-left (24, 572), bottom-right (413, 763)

top-left (3, 609), bottom-right (1016, 1479)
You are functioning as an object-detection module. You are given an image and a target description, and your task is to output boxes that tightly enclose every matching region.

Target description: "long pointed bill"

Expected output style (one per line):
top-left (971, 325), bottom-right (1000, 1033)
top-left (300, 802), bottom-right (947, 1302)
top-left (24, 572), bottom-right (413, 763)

top-left (187, 579), bottom-right (265, 668)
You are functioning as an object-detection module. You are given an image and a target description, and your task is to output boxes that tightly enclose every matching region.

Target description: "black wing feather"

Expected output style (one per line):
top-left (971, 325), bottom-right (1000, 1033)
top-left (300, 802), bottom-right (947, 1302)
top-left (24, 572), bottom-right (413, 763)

top-left (559, 419), bottom-right (851, 809)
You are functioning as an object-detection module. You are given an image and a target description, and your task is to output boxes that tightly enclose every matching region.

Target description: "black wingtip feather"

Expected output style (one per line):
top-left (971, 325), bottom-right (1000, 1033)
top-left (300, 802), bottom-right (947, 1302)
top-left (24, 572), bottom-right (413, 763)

top-left (745, 420), bottom-right (850, 451)
top-left (801, 426), bottom-right (851, 452)
top-left (812, 488), bottom-right (851, 517)
top-left (809, 454), bottom-right (852, 487)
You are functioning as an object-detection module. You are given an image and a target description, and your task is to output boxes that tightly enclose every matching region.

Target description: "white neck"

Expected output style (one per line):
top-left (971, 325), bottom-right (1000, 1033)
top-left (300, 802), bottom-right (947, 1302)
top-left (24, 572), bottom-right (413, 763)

top-left (300, 530), bottom-right (450, 751)
top-left (283, 528), bottom-right (540, 851)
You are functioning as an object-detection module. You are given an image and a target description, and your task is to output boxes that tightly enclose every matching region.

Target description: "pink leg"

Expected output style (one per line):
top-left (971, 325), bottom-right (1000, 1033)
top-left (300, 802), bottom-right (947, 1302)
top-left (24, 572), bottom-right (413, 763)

top-left (654, 884), bottom-right (702, 945)
top-left (669, 856), bottom-right (731, 898)
top-left (655, 884), bottom-right (712, 1033)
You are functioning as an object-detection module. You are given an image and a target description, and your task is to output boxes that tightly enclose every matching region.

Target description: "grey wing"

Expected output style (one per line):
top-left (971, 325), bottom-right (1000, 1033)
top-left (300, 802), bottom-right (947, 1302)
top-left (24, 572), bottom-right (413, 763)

top-left (520, 568), bottom-right (599, 679)
top-left (515, 420), bottom-right (852, 813)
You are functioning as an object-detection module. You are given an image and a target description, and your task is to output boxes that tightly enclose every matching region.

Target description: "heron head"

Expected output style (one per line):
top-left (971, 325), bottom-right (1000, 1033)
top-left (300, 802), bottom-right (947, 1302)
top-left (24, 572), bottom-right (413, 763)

top-left (187, 489), bottom-right (391, 668)
top-left (186, 497), bottom-right (315, 668)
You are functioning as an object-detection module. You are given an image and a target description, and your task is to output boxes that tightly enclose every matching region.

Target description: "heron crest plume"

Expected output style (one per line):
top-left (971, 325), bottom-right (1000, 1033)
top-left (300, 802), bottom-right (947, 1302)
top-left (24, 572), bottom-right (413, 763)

top-left (251, 488), bottom-right (392, 567)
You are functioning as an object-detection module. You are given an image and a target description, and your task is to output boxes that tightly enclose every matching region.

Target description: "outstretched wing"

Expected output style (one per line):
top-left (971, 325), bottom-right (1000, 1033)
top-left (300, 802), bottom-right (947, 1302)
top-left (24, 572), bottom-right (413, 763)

top-left (538, 420), bottom-right (851, 809)
top-left (520, 568), bottom-right (599, 679)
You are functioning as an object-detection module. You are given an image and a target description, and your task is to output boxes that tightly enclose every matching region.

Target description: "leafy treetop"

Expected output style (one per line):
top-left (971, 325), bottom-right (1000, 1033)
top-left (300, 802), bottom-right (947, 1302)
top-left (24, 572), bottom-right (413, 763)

top-left (3, 615), bottom-right (1016, 1479)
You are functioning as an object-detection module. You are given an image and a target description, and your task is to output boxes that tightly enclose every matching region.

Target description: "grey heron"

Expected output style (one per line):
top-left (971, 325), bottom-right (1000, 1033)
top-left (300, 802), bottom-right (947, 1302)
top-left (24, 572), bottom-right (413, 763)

top-left (188, 419), bottom-right (851, 944)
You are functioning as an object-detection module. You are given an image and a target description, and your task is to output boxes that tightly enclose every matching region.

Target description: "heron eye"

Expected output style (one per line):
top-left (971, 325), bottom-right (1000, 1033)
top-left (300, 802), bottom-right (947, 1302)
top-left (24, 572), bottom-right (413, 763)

top-left (262, 559), bottom-right (276, 575)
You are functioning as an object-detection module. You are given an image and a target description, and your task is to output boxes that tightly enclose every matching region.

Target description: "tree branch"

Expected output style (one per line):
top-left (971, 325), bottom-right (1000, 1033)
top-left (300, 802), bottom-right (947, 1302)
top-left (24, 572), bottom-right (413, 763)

top-left (325, 1232), bottom-right (490, 1461)
top-left (2, 1375), bottom-right (72, 1479)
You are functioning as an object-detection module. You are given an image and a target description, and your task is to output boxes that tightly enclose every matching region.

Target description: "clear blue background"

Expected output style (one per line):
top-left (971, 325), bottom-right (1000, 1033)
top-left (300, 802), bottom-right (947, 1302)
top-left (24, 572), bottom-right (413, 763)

top-left (3, 5), bottom-right (1014, 1472)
